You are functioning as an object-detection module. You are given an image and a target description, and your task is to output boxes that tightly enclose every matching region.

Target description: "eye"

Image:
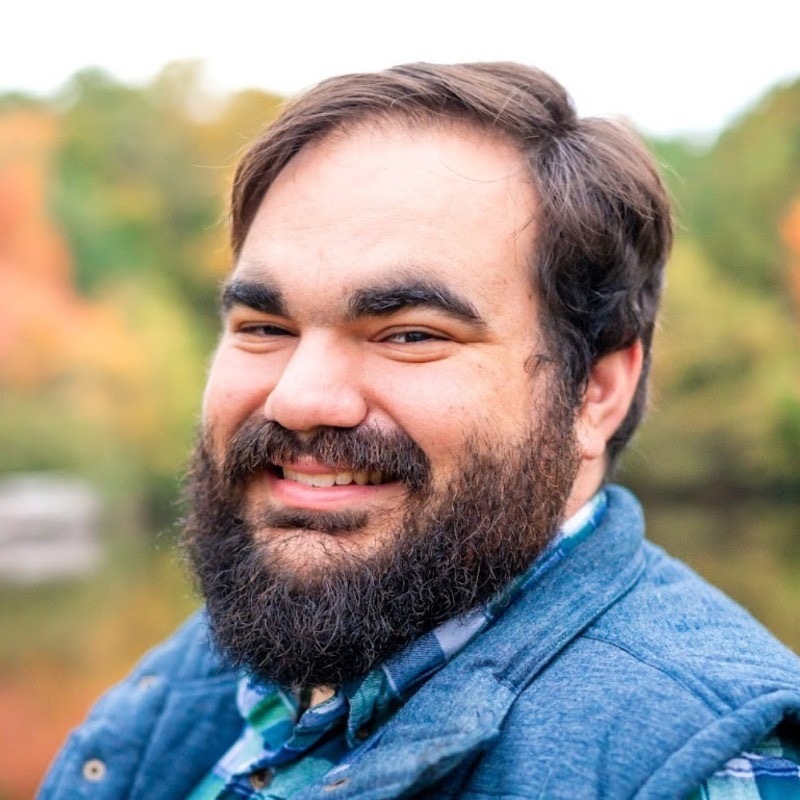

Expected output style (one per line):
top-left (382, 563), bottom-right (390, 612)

top-left (227, 317), bottom-right (297, 349)
top-left (383, 330), bottom-right (448, 344)
top-left (237, 323), bottom-right (295, 338)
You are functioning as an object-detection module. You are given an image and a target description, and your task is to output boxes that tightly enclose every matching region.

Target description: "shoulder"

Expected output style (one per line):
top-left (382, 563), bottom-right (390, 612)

top-left (585, 486), bottom-right (800, 704)
top-left (591, 539), bottom-right (800, 705)
top-left (87, 609), bottom-right (238, 718)
top-left (461, 494), bottom-right (800, 798)
top-left (37, 611), bottom-right (241, 800)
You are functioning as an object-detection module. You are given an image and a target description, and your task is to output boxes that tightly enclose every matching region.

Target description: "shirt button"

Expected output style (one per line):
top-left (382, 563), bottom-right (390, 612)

top-left (354, 723), bottom-right (372, 741)
top-left (249, 768), bottom-right (273, 790)
top-left (82, 758), bottom-right (107, 782)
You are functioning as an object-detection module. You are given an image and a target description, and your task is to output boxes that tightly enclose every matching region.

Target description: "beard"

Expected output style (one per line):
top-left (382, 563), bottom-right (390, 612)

top-left (180, 392), bottom-right (580, 689)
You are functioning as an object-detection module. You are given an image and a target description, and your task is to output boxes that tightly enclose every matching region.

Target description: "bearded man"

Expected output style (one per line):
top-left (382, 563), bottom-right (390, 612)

top-left (40, 63), bottom-right (800, 800)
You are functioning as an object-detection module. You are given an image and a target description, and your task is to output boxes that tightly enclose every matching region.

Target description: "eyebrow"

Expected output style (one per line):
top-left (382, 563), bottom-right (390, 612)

top-left (347, 280), bottom-right (486, 328)
top-left (221, 280), bottom-right (287, 316)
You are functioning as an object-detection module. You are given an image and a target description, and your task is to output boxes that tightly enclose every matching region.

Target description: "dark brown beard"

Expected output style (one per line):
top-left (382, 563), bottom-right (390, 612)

top-left (180, 400), bottom-right (580, 688)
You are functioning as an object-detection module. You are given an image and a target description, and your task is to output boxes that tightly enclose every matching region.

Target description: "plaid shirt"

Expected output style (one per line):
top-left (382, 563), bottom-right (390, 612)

top-left (187, 491), bottom-right (800, 799)
top-left (689, 726), bottom-right (800, 799)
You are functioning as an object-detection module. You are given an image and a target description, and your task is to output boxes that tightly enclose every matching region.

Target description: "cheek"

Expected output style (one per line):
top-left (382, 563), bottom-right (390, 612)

top-left (396, 367), bottom-right (536, 459)
top-left (375, 368), bottom-right (531, 463)
top-left (202, 352), bottom-right (272, 445)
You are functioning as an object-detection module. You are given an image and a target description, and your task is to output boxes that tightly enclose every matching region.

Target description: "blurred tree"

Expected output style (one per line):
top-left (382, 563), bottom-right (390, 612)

top-left (0, 65), bottom-right (285, 528)
top-left (781, 195), bottom-right (800, 315)
top-left (676, 78), bottom-right (800, 294)
top-left (620, 238), bottom-right (800, 498)
top-left (52, 64), bottom-right (283, 343)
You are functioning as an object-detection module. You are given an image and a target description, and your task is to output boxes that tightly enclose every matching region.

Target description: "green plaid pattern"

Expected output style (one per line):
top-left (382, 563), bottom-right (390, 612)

top-left (687, 726), bottom-right (800, 799)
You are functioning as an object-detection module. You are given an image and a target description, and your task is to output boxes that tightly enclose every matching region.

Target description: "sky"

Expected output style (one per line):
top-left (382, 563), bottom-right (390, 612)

top-left (5, 0), bottom-right (799, 138)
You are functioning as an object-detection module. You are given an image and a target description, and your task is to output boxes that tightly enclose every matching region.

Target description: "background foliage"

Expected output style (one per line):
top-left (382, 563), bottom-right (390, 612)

top-left (0, 64), bottom-right (798, 799)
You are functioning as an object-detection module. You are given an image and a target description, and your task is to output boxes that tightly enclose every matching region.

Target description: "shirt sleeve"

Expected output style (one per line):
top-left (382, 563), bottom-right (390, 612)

top-left (686, 725), bottom-right (800, 799)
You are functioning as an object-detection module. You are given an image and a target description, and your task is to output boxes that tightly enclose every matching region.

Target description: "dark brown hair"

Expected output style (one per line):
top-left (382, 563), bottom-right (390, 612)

top-left (229, 62), bottom-right (672, 469)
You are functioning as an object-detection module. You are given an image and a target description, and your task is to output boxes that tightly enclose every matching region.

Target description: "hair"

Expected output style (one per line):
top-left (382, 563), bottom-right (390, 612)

top-left (228, 62), bottom-right (672, 470)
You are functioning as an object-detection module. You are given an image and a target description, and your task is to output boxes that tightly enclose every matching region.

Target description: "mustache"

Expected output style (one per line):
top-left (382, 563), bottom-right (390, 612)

top-left (220, 417), bottom-right (431, 492)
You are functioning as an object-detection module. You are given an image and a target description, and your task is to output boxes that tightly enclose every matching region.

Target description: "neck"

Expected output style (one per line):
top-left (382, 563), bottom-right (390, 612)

top-left (299, 684), bottom-right (336, 713)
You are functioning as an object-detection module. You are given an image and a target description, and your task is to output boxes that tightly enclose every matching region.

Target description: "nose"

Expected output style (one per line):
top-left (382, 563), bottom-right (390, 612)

top-left (263, 333), bottom-right (369, 432)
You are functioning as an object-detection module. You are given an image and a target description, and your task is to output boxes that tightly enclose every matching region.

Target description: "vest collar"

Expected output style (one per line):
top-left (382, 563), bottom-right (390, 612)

top-left (299, 485), bottom-right (647, 800)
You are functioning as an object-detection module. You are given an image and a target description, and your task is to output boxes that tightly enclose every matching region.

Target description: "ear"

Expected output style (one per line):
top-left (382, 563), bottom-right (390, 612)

top-left (575, 340), bottom-right (644, 463)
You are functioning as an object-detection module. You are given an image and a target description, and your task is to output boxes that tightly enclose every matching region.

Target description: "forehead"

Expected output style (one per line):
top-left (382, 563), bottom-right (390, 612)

top-left (233, 122), bottom-right (538, 309)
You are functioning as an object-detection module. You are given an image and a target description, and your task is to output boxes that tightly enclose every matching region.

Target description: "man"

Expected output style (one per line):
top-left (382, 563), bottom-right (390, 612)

top-left (39, 63), bottom-right (800, 799)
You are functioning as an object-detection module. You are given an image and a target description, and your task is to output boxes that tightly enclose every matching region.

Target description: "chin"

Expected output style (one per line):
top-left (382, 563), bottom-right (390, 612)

top-left (252, 523), bottom-right (383, 571)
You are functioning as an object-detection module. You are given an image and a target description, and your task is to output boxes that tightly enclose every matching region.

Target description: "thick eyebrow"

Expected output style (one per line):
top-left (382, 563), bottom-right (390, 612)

top-left (221, 279), bottom-right (287, 316)
top-left (346, 280), bottom-right (486, 328)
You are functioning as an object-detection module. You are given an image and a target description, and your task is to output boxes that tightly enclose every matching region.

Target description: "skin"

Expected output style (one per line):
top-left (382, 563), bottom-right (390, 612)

top-left (203, 121), bottom-right (642, 570)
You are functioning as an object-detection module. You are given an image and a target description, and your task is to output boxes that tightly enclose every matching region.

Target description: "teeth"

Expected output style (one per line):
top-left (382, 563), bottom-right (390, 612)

top-left (305, 472), bottom-right (336, 487)
top-left (282, 467), bottom-right (384, 487)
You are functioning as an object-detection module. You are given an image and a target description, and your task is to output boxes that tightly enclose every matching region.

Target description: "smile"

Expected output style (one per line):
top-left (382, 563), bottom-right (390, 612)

top-left (281, 467), bottom-right (388, 487)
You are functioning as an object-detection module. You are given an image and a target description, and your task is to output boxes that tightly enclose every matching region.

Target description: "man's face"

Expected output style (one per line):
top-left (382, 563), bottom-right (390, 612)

top-left (186, 123), bottom-right (582, 686)
top-left (204, 124), bottom-right (566, 552)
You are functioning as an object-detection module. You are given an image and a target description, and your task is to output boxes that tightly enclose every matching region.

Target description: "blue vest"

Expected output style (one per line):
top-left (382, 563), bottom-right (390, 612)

top-left (38, 486), bottom-right (800, 799)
